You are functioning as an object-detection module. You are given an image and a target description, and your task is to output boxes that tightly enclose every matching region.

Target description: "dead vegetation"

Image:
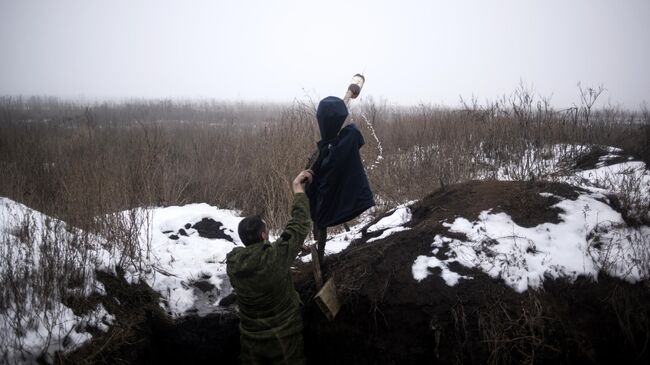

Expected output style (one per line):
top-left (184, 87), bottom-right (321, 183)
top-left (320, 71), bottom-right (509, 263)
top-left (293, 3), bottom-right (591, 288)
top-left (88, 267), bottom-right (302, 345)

top-left (1, 86), bottom-right (648, 227)
top-left (0, 86), bottom-right (648, 363)
top-left (477, 289), bottom-right (557, 365)
top-left (294, 181), bottom-right (650, 365)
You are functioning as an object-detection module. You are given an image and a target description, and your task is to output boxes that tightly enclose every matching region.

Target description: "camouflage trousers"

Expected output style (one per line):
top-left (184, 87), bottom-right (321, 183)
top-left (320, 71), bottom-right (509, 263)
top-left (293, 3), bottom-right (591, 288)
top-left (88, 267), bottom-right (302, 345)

top-left (240, 332), bottom-right (305, 365)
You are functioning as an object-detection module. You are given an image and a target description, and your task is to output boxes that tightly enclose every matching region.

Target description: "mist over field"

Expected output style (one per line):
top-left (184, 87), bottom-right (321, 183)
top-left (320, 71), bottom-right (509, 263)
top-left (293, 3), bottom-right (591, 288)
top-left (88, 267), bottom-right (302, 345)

top-left (1, 1), bottom-right (649, 364)
top-left (1, 0), bottom-right (649, 107)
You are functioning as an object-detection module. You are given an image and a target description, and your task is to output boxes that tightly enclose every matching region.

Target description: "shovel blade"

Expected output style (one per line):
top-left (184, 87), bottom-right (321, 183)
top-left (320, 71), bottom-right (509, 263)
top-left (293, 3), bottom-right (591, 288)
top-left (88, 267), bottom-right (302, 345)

top-left (314, 278), bottom-right (340, 321)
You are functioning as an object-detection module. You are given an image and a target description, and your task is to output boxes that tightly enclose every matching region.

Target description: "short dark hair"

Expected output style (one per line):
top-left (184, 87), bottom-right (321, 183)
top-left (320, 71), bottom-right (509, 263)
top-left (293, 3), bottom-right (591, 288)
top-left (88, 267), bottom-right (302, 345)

top-left (238, 216), bottom-right (266, 246)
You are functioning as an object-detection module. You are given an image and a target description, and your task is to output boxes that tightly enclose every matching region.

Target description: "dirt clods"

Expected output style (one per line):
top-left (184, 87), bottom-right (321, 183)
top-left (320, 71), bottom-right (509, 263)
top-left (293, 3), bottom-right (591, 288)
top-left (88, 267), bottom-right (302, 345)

top-left (66, 181), bottom-right (650, 364)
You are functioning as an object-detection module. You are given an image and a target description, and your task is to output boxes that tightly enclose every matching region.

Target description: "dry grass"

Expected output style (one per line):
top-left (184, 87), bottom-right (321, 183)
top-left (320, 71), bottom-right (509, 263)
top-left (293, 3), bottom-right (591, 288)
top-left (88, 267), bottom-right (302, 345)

top-left (0, 88), bottom-right (648, 361)
top-left (1, 90), bottom-right (647, 225)
top-left (477, 290), bottom-right (556, 365)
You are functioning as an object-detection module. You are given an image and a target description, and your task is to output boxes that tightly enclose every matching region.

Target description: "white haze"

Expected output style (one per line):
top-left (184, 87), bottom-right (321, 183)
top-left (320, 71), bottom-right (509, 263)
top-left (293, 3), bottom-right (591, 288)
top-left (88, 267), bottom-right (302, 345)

top-left (0, 0), bottom-right (648, 108)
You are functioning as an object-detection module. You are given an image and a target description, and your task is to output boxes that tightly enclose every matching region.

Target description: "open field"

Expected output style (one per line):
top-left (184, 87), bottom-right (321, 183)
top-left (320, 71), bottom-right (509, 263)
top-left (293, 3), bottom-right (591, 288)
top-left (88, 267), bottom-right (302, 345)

top-left (2, 90), bottom-right (648, 226)
top-left (1, 89), bottom-right (649, 364)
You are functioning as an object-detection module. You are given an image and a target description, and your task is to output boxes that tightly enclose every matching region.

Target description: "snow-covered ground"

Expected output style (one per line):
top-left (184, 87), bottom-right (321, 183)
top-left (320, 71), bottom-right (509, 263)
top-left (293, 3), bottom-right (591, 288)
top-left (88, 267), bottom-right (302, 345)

top-left (476, 143), bottom-right (591, 181)
top-left (1, 143), bottom-right (648, 363)
top-left (299, 202), bottom-right (414, 263)
top-left (476, 144), bottom-right (650, 217)
top-left (130, 204), bottom-right (243, 315)
top-left (412, 193), bottom-right (649, 291)
top-left (412, 146), bottom-right (650, 291)
top-left (0, 198), bottom-right (115, 364)
top-left (0, 195), bottom-right (419, 363)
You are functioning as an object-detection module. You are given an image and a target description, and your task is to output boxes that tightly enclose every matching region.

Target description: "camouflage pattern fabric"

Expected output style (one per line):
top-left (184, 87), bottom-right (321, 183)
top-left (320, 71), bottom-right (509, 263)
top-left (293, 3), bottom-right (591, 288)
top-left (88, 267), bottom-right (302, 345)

top-left (239, 332), bottom-right (305, 365)
top-left (226, 193), bottom-right (311, 363)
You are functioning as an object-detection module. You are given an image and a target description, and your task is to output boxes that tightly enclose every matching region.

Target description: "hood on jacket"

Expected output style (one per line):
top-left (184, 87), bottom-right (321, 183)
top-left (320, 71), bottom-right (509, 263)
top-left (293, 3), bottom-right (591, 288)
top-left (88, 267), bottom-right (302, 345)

top-left (316, 96), bottom-right (349, 141)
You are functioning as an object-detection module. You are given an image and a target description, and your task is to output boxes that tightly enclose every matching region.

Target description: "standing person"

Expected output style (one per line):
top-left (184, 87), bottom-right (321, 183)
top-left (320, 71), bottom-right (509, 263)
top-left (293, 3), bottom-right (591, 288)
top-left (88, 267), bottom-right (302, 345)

top-left (226, 170), bottom-right (313, 365)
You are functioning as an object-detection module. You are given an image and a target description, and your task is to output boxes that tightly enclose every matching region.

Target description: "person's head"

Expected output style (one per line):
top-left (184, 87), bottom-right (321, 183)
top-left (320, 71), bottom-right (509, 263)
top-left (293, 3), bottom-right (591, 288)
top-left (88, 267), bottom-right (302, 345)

top-left (237, 215), bottom-right (269, 246)
top-left (316, 96), bottom-right (348, 141)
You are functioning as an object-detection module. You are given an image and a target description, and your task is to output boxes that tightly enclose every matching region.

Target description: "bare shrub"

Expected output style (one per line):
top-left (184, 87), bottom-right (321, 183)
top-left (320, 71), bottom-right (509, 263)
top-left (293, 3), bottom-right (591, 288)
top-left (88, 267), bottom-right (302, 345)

top-left (1, 206), bottom-right (102, 362)
top-left (0, 89), bottom-right (648, 360)
top-left (478, 290), bottom-right (557, 365)
top-left (1, 88), bottom-right (647, 224)
top-left (588, 224), bottom-right (650, 284)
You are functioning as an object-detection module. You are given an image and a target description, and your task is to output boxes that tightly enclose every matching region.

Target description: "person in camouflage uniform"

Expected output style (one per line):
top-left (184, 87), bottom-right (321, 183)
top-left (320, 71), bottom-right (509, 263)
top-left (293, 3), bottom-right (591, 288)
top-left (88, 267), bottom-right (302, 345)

top-left (226, 170), bottom-right (313, 365)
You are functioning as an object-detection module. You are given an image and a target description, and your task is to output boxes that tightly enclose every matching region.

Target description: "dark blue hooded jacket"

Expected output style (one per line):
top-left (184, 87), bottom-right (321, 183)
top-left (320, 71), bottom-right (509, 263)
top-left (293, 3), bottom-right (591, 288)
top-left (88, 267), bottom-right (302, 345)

top-left (306, 96), bottom-right (375, 229)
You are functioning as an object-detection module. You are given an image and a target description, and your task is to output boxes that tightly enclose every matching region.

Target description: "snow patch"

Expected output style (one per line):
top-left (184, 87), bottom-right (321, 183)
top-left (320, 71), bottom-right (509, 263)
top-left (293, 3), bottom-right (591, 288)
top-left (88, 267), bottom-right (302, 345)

top-left (131, 204), bottom-right (243, 316)
top-left (412, 192), bottom-right (650, 292)
top-left (299, 211), bottom-right (375, 263)
top-left (367, 204), bottom-right (413, 232)
top-left (367, 226), bottom-right (410, 243)
top-left (0, 198), bottom-right (116, 363)
top-left (412, 255), bottom-right (472, 286)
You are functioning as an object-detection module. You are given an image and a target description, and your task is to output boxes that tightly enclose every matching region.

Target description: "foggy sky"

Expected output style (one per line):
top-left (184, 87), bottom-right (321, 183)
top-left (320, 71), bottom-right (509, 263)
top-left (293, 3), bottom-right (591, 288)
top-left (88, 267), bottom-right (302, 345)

top-left (1, 0), bottom-right (648, 108)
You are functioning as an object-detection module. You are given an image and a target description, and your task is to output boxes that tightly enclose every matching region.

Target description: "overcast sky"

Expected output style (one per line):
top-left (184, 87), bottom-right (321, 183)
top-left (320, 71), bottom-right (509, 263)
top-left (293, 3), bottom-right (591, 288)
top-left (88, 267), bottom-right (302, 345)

top-left (1, 0), bottom-right (648, 108)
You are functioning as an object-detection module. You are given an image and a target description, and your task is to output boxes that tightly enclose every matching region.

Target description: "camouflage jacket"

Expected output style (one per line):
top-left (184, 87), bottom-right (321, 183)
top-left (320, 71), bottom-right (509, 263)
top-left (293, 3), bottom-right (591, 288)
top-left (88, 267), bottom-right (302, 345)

top-left (226, 193), bottom-right (311, 340)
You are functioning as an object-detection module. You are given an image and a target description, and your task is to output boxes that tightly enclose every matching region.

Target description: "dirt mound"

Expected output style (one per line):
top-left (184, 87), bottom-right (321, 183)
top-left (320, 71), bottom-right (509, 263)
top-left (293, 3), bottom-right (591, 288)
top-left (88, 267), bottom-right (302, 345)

top-left (59, 270), bottom-right (241, 365)
top-left (410, 180), bottom-right (583, 228)
top-left (573, 145), bottom-right (641, 170)
top-left (296, 181), bottom-right (649, 364)
top-left (65, 181), bottom-right (650, 364)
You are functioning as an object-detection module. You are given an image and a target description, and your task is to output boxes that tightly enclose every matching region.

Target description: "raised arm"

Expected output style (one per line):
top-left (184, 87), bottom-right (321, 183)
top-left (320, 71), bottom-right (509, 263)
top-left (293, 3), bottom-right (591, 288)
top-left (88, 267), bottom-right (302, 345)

top-left (275, 170), bottom-right (313, 267)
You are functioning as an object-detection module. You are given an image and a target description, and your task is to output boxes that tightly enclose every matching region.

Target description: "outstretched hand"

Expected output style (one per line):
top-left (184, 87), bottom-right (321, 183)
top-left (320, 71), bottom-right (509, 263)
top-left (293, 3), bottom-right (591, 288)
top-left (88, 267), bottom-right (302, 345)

top-left (292, 170), bottom-right (314, 193)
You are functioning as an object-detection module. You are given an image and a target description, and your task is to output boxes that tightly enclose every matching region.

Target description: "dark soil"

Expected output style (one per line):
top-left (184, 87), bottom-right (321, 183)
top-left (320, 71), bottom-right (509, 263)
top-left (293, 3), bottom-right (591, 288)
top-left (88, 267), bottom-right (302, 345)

top-left (408, 180), bottom-right (584, 228)
top-left (58, 270), bottom-right (240, 365)
top-left (57, 270), bottom-right (168, 364)
top-left (150, 312), bottom-right (240, 364)
top-left (573, 146), bottom-right (639, 170)
top-left (296, 181), bottom-right (649, 365)
top-left (192, 217), bottom-right (234, 242)
top-left (64, 181), bottom-right (650, 365)
top-left (166, 217), bottom-right (235, 241)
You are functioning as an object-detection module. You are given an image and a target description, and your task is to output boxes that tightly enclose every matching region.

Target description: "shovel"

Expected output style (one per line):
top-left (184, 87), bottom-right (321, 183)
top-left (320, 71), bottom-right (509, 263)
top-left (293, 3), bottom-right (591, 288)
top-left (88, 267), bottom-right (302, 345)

top-left (310, 245), bottom-right (340, 321)
top-left (307, 74), bottom-right (365, 321)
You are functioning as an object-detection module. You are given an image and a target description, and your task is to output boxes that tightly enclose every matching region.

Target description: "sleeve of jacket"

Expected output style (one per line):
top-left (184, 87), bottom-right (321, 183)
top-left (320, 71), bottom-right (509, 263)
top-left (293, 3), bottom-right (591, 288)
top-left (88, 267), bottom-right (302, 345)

top-left (274, 192), bottom-right (311, 268)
